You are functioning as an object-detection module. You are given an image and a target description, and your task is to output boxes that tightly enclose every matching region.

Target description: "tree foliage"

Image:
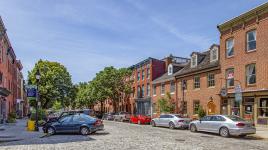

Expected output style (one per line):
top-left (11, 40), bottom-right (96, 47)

top-left (157, 92), bottom-right (175, 113)
top-left (28, 60), bottom-right (74, 109)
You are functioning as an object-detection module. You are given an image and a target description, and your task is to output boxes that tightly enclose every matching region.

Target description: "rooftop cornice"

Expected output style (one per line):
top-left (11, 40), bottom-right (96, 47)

top-left (217, 2), bottom-right (268, 32)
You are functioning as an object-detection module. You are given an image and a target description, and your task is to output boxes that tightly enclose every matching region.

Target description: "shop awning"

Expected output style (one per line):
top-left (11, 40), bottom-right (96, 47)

top-left (0, 87), bottom-right (10, 97)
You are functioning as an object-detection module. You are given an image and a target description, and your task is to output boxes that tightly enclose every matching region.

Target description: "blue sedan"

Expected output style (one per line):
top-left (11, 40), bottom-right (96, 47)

top-left (43, 113), bottom-right (104, 135)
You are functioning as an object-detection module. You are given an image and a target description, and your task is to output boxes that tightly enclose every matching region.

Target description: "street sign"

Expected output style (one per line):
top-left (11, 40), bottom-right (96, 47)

top-left (26, 85), bottom-right (37, 97)
top-left (235, 85), bottom-right (242, 102)
top-left (220, 87), bottom-right (227, 97)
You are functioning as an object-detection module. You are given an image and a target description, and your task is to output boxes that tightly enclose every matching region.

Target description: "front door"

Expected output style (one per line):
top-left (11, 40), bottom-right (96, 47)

top-left (243, 98), bottom-right (255, 122)
top-left (207, 100), bottom-right (216, 115)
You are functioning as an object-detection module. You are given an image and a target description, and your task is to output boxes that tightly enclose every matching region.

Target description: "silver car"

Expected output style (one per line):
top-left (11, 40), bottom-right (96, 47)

top-left (151, 114), bottom-right (191, 129)
top-left (189, 115), bottom-right (256, 137)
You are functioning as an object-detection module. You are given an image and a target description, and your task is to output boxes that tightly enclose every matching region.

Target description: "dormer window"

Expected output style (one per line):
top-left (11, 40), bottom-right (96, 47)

top-left (168, 64), bottom-right (173, 75)
top-left (191, 54), bottom-right (197, 68)
top-left (210, 47), bottom-right (218, 62)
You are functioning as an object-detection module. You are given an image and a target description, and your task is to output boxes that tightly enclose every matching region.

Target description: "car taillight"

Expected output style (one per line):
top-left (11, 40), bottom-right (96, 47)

top-left (94, 120), bottom-right (102, 126)
top-left (252, 123), bottom-right (255, 126)
top-left (178, 120), bottom-right (184, 123)
top-left (236, 122), bottom-right (245, 127)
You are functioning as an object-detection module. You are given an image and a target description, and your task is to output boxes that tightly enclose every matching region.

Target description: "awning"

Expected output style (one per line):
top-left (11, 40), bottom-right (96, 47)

top-left (0, 87), bottom-right (10, 97)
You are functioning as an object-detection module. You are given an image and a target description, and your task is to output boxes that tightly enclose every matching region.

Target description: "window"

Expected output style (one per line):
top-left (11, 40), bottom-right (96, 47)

top-left (170, 81), bottom-right (175, 93)
top-left (258, 98), bottom-right (268, 117)
top-left (191, 54), bottom-right (197, 67)
top-left (141, 85), bottom-right (144, 97)
top-left (168, 64), bottom-right (173, 75)
top-left (210, 116), bottom-right (225, 121)
top-left (247, 30), bottom-right (256, 51)
top-left (246, 64), bottom-right (256, 85)
top-left (132, 87), bottom-right (135, 97)
top-left (153, 85), bottom-right (156, 96)
top-left (193, 100), bottom-right (200, 114)
top-left (231, 100), bottom-right (240, 116)
top-left (226, 38), bottom-right (234, 57)
top-left (194, 76), bottom-right (200, 89)
top-left (137, 71), bottom-right (140, 81)
top-left (147, 68), bottom-right (150, 79)
top-left (161, 83), bottom-right (165, 95)
top-left (207, 73), bottom-right (215, 87)
top-left (142, 70), bottom-right (145, 80)
top-left (137, 86), bottom-right (140, 98)
top-left (146, 83), bottom-right (150, 96)
top-left (181, 80), bottom-right (187, 90)
top-left (210, 47), bottom-right (218, 62)
top-left (226, 68), bottom-right (234, 87)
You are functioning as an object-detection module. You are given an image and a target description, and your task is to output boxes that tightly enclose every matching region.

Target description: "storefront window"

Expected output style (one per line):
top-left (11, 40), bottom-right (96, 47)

top-left (221, 99), bottom-right (228, 115)
top-left (231, 100), bottom-right (240, 116)
top-left (258, 98), bottom-right (268, 117)
top-left (193, 100), bottom-right (200, 114)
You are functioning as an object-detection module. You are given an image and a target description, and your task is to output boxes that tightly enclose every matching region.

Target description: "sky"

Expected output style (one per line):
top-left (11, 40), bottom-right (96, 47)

top-left (0, 0), bottom-right (267, 83)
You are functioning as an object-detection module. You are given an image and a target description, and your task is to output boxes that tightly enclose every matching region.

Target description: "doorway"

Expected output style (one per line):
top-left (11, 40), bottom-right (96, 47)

top-left (243, 97), bottom-right (255, 122)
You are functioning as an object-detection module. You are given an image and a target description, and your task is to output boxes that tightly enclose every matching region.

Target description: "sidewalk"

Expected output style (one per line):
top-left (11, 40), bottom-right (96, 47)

top-left (255, 127), bottom-right (268, 139)
top-left (0, 119), bottom-right (43, 143)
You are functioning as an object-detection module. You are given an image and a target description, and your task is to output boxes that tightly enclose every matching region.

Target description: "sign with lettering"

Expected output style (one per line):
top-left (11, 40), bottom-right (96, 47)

top-left (26, 85), bottom-right (37, 97)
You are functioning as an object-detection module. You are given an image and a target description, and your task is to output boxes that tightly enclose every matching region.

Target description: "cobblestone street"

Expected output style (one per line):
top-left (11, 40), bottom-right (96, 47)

top-left (0, 120), bottom-right (267, 150)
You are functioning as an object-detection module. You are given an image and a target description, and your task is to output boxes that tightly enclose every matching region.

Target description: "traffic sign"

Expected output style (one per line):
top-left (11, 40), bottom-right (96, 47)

top-left (235, 85), bottom-right (242, 102)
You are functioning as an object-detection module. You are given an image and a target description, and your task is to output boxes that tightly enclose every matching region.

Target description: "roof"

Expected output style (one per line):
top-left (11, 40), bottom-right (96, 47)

top-left (129, 57), bottom-right (163, 70)
top-left (174, 45), bottom-right (220, 78)
top-left (217, 2), bottom-right (268, 31)
top-left (152, 63), bottom-right (186, 84)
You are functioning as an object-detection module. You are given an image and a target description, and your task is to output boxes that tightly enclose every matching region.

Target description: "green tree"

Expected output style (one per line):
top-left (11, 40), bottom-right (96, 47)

top-left (197, 106), bottom-right (206, 118)
top-left (75, 82), bottom-right (96, 109)
top-left (28, 60), bottom-right (73, 109)
top-left (157, 92), bottom-right (175, 113)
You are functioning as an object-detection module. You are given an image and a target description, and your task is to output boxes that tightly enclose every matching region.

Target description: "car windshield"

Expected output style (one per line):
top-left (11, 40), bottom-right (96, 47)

top-left (226, 115), bottom-right (245, 122)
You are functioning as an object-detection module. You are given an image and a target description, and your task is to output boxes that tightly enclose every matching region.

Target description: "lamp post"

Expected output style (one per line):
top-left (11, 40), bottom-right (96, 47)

top-left (181, 80), bottom-right (186, 115)
top-left (35, 69), bottom-right (40, 131)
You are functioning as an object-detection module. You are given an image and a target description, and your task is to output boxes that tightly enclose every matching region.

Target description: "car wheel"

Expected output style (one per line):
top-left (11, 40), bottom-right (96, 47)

top-left (138, 120), bottom-right (141, 125)
top-left (169, 122), bottom-right (175, 129)
top-left (47, 126), bottom-right (55, 135)
top-left (190, 124), bottom-right (197, 132)
top-left (80, 127), bottom-right (90, 136)
top-left (219, 127), bottom-right (230, 137)
top-left (151, 121), bottom-right (156, 127)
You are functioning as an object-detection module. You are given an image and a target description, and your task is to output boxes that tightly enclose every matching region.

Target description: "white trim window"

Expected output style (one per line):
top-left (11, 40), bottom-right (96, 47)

top-left (137, 71), bottom-right (140, 81)
top-left (153, 85), bottom-right (156, 96)
top-left (226, 38), bottom-right (234, 57)
top-left (210, 47), bottom-right (218, 62)
top-left (191, 54), bottom-right (197, 68)
top-left (147, 67), bottom-right (150, 79)
top-left (142, 69), bottom-right (145, 80)
top-left (247, 30), bottom-right (256, 51)
top-left (226, 68), bottom-right (234, 87)
top-left (207, 73), bottom-right (215, 87)
top-left (170, 81), bottom-right (175, 94)
top-left (161, 83), bottom-right (165, 95)
top-left (246, 64), bottom-right (256, 85)
top-left (146, 83), bottom-right (150, 96)
top-left (168, 64), bottom-right (173, 75)
top-left (194, 76), bottom-right (200, 89)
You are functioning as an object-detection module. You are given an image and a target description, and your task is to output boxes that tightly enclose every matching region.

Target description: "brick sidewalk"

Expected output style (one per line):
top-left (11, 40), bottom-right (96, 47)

top-left (255, 127), bottom-right (268, 139)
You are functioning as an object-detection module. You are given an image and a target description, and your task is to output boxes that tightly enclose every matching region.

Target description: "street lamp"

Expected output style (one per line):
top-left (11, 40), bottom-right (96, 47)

top-left (35, 69), bottom-right (40, 131)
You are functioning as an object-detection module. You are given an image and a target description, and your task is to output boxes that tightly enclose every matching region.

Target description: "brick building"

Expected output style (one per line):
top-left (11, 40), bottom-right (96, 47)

top-left (217, 2), bottom-right (268, 126)
top-left (152, 55), bottom-right (189, 117)
top-left (0, 17), bottom-right (26, 123)
top-left (174, 45), bottom-right (221, 118)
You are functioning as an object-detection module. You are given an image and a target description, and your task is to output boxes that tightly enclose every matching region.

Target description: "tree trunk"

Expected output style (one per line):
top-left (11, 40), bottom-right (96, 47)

top-left (113, 100), bottom-right (117, 113)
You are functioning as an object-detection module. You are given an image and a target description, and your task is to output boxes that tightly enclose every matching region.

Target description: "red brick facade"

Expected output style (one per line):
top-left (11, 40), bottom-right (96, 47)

top-left (0, 17), bottom-right (25, 122)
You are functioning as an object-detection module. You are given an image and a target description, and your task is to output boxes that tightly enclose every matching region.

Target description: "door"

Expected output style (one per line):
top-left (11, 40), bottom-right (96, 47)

top-left (209, 116), bottom-right (225, 133)
top-left (197, 116), bottom-right (211, 131)
top-left (207, 100), bottom-right (216, 115)
top-left (56, 115), bottom-right (73, 133)
top-left (158, 115), bottom-right (167, 126)
top-left (162, 115), bottom-right (172, 127)
top-left (243, 97), bottom-right (255, 122)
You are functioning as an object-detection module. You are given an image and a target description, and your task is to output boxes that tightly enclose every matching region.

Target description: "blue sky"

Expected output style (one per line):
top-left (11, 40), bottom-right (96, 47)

top-left (0, 0), bottom-right (267, 83)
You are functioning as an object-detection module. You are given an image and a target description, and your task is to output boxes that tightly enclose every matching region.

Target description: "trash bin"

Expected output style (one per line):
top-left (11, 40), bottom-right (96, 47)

top-left (27, 120), bottom-right (35, 131)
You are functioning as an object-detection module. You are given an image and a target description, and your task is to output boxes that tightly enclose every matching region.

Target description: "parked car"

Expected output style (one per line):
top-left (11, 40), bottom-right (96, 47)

top-left (151, 114), bottom-right (191, 129)
top-left (113, 112), bottom-right (131, 122)
top-left (130, 114), bottom-right (151, 125)
top-left (43, 113), bottom-right (104, 135)
top-left (102, 112), bottom-right (115, 121)
top-left (189, 115), bottom-right (256, 137)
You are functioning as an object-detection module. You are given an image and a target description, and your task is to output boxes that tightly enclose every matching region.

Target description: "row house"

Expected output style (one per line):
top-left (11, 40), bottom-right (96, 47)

top-left (151, 55), bottom-right (189, 117)
top-left (152, 45), bottom-right (221, 118)
top-left (0, 17), bottom-right (26, 123)
top-left (217, 2), bottom-right (268, 126)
